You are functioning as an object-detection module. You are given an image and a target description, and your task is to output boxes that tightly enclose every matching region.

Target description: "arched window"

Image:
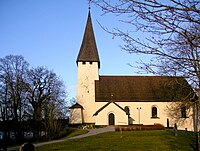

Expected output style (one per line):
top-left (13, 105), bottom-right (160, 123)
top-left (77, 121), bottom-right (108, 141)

top-left (152, 106), bottom-right (157, 118)
top-left (124, 106), bottom-right (130, 115)
top-left (181, 106), bottom-right (187, 118)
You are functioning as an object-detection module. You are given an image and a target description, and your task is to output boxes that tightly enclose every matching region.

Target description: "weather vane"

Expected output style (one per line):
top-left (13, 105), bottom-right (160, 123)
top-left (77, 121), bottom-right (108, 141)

top-left (88, 0), bottom-right (91, 10)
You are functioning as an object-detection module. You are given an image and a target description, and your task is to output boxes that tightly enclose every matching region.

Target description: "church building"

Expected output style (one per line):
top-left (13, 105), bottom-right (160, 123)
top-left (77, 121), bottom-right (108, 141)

top-left (69, 10), bottom-right (196, 131)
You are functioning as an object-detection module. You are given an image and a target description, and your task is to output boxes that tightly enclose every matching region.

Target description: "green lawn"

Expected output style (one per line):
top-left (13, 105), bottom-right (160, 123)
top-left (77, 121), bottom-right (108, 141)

top-left (64, 129), bottom-right (89, 138)
top-left (36, 130), bottom-right (196, 151)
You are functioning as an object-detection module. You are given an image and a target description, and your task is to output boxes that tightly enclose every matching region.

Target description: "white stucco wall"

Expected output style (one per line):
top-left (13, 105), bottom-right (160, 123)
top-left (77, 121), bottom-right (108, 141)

top-left (69, 108), bottom-right (83, 124)
top-left (94, 102), bottom-right (195, 131)
top-left (95, 102), bottom-right (128, 125)
top-left (76, 62), bottom-right (99, 124)
top-left (73, 61), bottom-right (195, 131)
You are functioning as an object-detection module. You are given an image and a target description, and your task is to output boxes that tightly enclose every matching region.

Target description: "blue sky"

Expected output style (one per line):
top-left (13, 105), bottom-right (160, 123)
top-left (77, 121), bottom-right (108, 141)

top-left (0, 0), bottom-right (150, 100)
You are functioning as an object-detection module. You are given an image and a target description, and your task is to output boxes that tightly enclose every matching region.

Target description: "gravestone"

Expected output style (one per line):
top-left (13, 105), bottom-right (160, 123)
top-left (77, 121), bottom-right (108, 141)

top-left (167, 118), bottom-right (169, 129)
top-left (174, 123), bottom-right (177, 136)
top-left (21, 142), bottom-right (35, 151)
top-left (166, 118), bottom-right (170, 134)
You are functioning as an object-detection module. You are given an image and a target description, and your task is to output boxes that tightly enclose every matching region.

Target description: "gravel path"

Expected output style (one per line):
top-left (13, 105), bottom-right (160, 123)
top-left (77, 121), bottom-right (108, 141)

top-left (8, 126), bottom-right (115, 151)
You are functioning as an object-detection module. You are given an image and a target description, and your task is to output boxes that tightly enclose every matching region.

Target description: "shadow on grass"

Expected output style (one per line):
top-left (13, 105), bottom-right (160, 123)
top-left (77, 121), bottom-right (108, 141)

top-left (166, 130), bottom-right (196, 151)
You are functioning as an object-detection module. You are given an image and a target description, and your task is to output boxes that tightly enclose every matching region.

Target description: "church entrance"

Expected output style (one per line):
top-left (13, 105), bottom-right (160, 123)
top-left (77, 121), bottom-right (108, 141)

top-left (108, 113), bottom-right (115, 125)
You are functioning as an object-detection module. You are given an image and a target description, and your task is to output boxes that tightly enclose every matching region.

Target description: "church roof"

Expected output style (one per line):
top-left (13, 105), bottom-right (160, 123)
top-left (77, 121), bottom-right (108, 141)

top-left (76, 11), bottom-right (100, 68)
top-left (69, 103), bottom-right (83, 109)
top-left (95, 76), bottom-right (194, 102)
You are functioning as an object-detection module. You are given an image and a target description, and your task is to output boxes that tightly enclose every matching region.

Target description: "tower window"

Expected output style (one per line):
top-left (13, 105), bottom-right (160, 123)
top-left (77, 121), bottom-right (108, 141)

top-left (89, 61), bottom-right (93, 65)
top-left (82, 61), bottom-right (86, 65)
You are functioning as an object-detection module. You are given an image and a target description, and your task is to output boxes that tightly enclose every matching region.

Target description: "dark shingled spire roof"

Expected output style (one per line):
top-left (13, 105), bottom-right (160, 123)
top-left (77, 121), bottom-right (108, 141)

top-left (76, 11), bottom-right (100, 68)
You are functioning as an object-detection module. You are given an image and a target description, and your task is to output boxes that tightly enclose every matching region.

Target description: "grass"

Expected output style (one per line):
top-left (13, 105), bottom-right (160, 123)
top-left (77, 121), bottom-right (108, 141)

top-left (9, 128), bottom-right (89, 151)
top-left (36, 130), bottom-right (196, 151)
top-left (64, 128), bottom-right (89, 138)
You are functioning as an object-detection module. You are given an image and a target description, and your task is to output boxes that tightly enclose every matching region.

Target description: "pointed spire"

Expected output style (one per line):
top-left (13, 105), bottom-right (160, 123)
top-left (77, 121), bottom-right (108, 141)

top-left (76, 10), bottom-right (100, 68)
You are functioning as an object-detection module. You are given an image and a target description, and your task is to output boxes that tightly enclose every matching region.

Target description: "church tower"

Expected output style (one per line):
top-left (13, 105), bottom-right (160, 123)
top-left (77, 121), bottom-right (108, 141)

top-left (70, 10), bottom-right (100, 124)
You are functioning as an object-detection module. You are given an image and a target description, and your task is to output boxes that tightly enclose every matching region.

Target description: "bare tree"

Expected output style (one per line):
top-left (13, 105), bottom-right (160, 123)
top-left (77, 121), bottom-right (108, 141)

top-left (0, 55), bottom-right (29, 143)
top-left (43, 101), bottom-right (63, 140)
top-left (0, 55), bottom-right (68, 143)
top-left (26, 66), bottom-right (66, 140)
top-left (93, 0), bottom-right (200, 114)
top-left (93, 0), bottom-right (200, 83)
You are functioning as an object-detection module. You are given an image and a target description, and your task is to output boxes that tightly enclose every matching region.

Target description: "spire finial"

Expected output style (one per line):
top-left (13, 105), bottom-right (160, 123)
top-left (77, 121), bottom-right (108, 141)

top-left (88, 0), bottom-right (91, 10)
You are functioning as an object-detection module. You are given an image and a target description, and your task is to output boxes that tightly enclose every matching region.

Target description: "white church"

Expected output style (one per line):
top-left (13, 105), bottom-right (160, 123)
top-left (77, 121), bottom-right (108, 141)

top-left (69, 10), bottom-right (196, 131)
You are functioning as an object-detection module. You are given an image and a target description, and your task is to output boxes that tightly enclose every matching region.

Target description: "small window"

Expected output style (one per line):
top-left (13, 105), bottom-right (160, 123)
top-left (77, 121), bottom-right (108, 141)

top-left (181, 106), bottom-right (187, 118)
top-left (152, 106), bottom-right (157, 118)
top-left (124, 106), bottom-right (130, 115)
top-left (89, 62), bottom-right (93, 65)
top-left (82, 61), bottom-right (86, 65)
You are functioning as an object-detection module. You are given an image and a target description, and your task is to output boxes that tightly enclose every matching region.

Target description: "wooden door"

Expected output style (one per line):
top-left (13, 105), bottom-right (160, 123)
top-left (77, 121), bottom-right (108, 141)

top-left (108, 113), bottom-right (115, 125)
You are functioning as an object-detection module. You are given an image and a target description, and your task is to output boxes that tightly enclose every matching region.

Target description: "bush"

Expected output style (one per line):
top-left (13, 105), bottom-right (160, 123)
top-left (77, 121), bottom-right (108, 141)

top-left (141, 124), bottom-right (165, 130)
top-left (115, 124), bottom-right (165, 131)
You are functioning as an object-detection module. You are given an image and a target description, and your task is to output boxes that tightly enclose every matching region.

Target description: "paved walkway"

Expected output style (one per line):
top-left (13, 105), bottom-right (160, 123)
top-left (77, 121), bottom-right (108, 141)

top-left (8, 126), bottom-right (115, 151)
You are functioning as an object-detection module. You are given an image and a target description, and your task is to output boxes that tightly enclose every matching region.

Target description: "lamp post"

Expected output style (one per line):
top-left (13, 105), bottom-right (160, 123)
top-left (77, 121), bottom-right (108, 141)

top-left (137, 107), bottom-right (142, 124)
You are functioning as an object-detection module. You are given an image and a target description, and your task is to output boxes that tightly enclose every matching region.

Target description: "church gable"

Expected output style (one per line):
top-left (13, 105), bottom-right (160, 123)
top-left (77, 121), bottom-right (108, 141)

top-left (93, 102), bottom-right (128, 116)
top-left (94, 102), bottom-right (129, 125)
top-left (95, 76), bottom-right (194, 102)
